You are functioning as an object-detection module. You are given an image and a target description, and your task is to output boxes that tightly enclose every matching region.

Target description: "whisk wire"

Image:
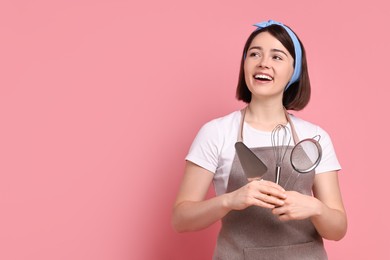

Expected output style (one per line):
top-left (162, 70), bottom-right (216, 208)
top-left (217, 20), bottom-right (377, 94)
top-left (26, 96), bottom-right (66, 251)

top-left (271, 124), bottom-right (291, 184)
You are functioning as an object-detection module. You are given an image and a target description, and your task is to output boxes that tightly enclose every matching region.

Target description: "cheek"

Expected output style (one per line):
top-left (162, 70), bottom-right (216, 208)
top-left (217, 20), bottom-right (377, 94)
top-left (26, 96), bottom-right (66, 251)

top-left (289, 61), bottom-right (295, 76)
top-left (243, 62), bottom-right (252, 78)
top-left (288, 68), bottom-right (294, 79)
top-left (284, 64), bottom-right (294, 80)
top-left (243, 68), bottom-right (253, 87)
top-left (243, 61), bottom-right (249, 72)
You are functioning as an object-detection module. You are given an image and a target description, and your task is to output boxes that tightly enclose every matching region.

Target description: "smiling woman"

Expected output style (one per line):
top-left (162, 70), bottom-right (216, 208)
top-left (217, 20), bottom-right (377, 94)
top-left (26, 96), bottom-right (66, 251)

top-left (244, 32), bottom-right (294, 101)
top-left (237, 22), bottom-right (310, 110)
top-left (172, 20), bottom-right (347, 260)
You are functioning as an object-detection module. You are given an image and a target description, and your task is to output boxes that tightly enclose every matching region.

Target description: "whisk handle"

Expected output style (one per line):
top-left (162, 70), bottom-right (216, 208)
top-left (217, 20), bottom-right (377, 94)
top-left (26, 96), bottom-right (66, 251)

top-left (275, 166), bottom-right (281, 184)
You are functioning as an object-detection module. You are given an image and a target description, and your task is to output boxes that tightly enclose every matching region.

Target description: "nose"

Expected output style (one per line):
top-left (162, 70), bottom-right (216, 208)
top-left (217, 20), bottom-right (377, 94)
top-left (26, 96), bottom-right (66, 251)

top-left (258, 56), bottom-right (270, 68)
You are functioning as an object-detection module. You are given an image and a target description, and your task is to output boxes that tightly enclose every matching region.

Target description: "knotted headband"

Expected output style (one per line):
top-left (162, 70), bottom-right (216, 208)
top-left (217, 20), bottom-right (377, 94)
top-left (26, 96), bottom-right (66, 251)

top-left (251, 20), bottom-right (302, 90)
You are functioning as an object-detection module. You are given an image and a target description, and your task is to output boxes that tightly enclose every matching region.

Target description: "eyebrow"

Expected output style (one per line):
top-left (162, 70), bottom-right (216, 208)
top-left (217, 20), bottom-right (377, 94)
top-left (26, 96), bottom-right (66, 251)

top-left (248, 46), bottom-right (288, 57)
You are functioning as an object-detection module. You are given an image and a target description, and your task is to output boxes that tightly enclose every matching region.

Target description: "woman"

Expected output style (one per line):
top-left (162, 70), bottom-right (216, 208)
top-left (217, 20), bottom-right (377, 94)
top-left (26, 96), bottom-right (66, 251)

top-left (172, 20), bottom-right (347, 259)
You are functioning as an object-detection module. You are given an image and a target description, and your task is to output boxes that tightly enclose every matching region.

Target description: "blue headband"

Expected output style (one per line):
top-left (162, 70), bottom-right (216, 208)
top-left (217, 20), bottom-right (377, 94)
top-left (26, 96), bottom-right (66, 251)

top-left (251, 20), bottom-right (302, 90)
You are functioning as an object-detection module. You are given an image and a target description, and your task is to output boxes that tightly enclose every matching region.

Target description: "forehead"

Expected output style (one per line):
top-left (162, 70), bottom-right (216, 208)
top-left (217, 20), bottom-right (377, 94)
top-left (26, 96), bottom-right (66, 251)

top-left (249, 31), bottom-right (291, 55)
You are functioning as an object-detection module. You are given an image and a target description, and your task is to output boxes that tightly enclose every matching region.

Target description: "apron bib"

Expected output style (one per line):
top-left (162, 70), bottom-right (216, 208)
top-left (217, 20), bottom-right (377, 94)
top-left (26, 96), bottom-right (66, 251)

top-left (213, 108), bottom-right (327, 260)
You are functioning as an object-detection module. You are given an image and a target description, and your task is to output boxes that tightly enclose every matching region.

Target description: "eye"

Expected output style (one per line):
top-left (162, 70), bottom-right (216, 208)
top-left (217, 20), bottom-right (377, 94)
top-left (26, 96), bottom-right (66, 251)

top-left (273, 55), bottom-right (283, 60)
top-left (249, 52), bottom-right (260, 58)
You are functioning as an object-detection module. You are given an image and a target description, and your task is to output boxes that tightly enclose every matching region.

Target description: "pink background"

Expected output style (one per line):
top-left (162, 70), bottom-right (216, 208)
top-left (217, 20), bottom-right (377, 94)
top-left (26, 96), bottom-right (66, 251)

top-left (1, 0), bottom-right (388, 259)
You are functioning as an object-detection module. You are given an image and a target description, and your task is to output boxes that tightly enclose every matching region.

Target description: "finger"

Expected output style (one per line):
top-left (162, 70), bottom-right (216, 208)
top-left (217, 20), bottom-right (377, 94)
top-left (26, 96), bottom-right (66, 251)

top-left (277, 214), bottom-right (291, 222)
top-left (255, 180), bottom-right (287, 195)
top-left (251, 197), bottom-right (277, 209)
top-left (271, 207), bottom-right (292, 222)
top-left (255, 192), bottom-right (285, 206)
top-left (257, 184), bottom-right (287, 200)
top-left (271, 206), bottom-right (286, 215)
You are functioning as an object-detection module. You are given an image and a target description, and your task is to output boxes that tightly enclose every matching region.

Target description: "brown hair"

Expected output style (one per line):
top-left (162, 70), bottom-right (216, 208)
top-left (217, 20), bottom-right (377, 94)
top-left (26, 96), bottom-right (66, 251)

top-left (236, 24), bottom-right (311, 111)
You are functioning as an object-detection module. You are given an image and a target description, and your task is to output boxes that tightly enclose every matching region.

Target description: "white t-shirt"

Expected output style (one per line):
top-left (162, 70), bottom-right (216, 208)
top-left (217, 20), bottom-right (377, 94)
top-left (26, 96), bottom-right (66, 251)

top-left (185, 110), bottom-right (341, 195)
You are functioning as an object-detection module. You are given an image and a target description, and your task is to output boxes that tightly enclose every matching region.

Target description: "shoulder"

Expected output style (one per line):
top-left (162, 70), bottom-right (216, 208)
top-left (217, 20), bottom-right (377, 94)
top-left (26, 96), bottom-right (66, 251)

top-left (186, 110), bottom-right (242, 174)
top-left (198, 110), bottom-right (242, 135)
top-left (189, 109), bottom-right (242, 151)
top-left (288, 112), bottom-right (336, 154)
top-left (288, 113), bottom-right (329, 139)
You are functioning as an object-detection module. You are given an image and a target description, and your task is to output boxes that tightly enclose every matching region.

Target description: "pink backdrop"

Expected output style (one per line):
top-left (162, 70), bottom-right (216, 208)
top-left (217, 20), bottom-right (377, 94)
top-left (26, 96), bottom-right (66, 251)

top-left (1, 1), bottom-right (388, 259)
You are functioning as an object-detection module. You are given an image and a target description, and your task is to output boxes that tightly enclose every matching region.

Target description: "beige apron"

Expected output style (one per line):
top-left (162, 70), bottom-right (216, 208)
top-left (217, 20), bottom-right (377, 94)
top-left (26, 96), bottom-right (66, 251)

top-left (213, 109), bottom-right (327, 260)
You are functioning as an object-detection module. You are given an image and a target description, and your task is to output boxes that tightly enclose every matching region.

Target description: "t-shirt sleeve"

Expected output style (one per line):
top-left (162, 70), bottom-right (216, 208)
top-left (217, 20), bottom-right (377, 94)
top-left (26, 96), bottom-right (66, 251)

top-left (185, 120), bottom-right (221, 174)
top-left (315, 126), bottom-right (341, 174)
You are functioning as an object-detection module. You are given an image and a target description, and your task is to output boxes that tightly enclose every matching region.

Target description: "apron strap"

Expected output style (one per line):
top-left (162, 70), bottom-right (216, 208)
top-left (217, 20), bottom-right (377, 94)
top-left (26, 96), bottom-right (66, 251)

top-left (237, 107), bottom-right (246, 142)
top-left (284, 108), bottom-right (300, 145)
top-left (237, 106), bottom-right (300, 145)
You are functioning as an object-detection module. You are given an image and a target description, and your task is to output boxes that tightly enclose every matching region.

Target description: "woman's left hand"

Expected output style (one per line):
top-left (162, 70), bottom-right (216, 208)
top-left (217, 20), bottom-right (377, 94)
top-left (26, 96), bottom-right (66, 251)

top-left (271, 191), bottom-right (320, 221)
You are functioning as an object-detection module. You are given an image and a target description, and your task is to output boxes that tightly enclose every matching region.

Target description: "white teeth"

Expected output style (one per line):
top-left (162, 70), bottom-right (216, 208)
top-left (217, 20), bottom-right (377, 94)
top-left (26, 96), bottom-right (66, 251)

top-left (254, 74), bottom-right (272, 80)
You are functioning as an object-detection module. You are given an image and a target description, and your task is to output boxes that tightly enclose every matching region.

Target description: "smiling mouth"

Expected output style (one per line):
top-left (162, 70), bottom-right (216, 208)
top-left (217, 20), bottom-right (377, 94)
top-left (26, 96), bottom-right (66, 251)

top-left (254, 74), bottom-right (273, 81)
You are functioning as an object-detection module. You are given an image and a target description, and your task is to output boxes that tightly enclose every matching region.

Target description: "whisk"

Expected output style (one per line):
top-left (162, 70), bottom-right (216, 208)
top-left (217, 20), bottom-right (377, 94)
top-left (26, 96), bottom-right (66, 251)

top-left (271, 124), bottom-right (291, 184)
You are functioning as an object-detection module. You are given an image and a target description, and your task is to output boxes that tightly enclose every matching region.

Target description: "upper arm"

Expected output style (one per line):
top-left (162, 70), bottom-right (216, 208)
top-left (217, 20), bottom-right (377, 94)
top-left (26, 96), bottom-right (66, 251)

top-left (174, 161), bottom-right (215, 207)
top-left (312, 171), bottom-right (346, 213)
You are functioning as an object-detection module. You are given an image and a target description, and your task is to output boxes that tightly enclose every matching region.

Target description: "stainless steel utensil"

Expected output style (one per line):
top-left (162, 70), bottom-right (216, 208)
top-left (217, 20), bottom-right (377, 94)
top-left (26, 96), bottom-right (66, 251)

top-left (235, 142), bottom-right (268, 180)
top-left (284, 135), bottom-right (322, 190)
top-left (271, 124), bottom-right (291, 184)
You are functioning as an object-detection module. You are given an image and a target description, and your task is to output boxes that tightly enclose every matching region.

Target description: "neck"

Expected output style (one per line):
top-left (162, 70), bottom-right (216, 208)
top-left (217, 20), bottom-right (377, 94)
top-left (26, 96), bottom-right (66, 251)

top-left (245, 102), bottom-right (288, 131)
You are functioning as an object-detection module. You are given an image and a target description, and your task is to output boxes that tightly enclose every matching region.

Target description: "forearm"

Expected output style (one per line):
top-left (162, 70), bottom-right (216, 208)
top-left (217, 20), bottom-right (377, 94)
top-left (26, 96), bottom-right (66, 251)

top-left (172, 194), bottom-right (231, 232)
top-left (311, 198), bottom-right (347, 241)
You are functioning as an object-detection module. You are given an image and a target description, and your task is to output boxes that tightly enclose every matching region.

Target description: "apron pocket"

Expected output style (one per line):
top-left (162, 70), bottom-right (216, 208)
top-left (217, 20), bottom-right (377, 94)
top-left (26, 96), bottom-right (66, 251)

top-left (243, 241), bottom-right (327, 260)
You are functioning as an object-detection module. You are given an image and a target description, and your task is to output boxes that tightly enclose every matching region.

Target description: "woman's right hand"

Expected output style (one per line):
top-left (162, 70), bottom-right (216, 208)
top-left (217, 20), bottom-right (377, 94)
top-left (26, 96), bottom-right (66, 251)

top-left (173, 162), bottom-right (287, 232)
top-left (224, 179), bottom-right (287, 211)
